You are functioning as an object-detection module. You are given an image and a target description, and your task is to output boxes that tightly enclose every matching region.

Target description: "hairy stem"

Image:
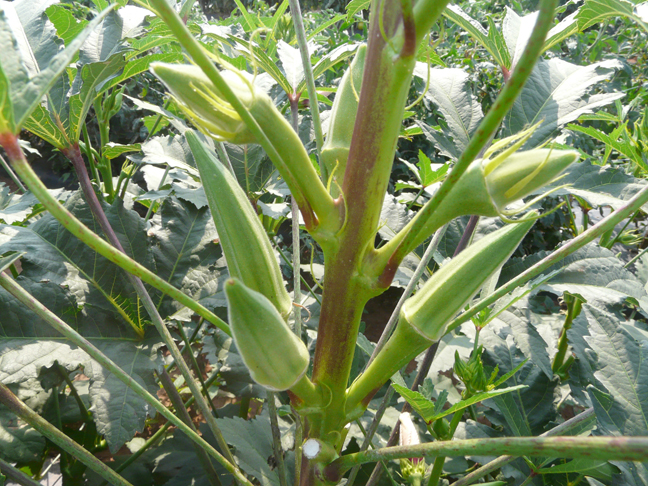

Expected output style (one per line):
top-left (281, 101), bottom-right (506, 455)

top-left (324, 436), bottom-right (648, 481)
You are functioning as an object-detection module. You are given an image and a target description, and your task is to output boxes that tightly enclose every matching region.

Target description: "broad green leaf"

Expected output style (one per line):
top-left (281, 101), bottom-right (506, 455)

top-left (232, 0), bottom-right (257, 31)
top-left (492, 308), bottom-right (552, 379)
top-left (392, 383), bottom-right (527, 423)
top-left (307, 13), bottom-right (345, 41)
top-left (224, 142), bottom-right (275, 194)
top-left (536, 458), bottom-right (615, 478)
top-left (577, 0), bottom-right (648, 34)
top-left (46, 4), bottom-right (88, 46)
top-left (413, 65), bottom-right (483, 160)
top-left (68, 53), bottom-right (127, 140)
top-left (216, 414), bottom-right (281, 486)
top-left (544, 11), bottom-right (579, 52)
top-left (148, 196), bottom-right (228, 320)
top-left (298, 43), bottom-right (358, 93)
top-left (102, 52), bottom-right (183, 93)
top-left (568, 124), bottom-right (647, 172)
top-left (0, 61), bottom-right (13, 133)
top-left (103, 142), bottom-right (142, 160)
top-left (443, 5), bottom-right (510, 68)
top-left (481, 322), bottom-right (559, 435)
top-left (583, 305), bottom-right (648, 437)
top-left (130, 134), bottom-right (199, 176)
top-left (346, 0), bottom-right (370, 22)
top-left (0, 402), bottom-right (45, 462)
top-left (0, 337), bottom-right (162, 453)
top-left (23, 103), bottom-right (68, 149)
top-left (0, 195), bottom-right (151, 335)
top-left (545, 160), bottom-right (648, 212)
top-left (502, 58), bottom-right (624, 147)
top-left (0, 0), bottom-right (114, 131)
top-left (78, 7), bottom-right (149, 65)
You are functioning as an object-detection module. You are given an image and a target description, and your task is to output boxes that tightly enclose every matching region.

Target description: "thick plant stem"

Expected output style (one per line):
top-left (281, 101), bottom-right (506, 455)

top-left (0, 272), bottom-right (253, 486)
top-left (453, 408), bottom-right (596, 486)
top-left (158, 368), bottom-right (222, 486)
top-left (0, 382), bottom-right (134, 486)
top-left (446, 184), bottom-right (648, 333)
top-left (0, 133), bottom-right (229, 335)
top-left (309, 0), bottom-right (423, 442)
top-left (323, 436), bottom-right (648, 481)
top-left (376, 0), bottom-right (559, 278)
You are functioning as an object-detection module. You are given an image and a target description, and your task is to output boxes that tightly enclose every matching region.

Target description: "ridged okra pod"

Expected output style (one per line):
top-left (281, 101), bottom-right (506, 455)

top-left (151, 63), bottom-right (336, 233)
top-left (347, 218), bottom-right (535, 410)
top-left (379, 149), bottom-right (578, 267)
top-left (225, 278), bottom-right (311, 393)
top-left (320, 45), bottom-right (366, 195)
top-left (186, 131), bottom-right (292, 318)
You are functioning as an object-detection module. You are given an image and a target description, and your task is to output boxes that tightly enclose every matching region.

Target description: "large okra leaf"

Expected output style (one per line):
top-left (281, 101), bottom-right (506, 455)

top-left (0, 0), bottom-right (113, 133)
top-left (582, 305), bottom-right (648, 484)
top-left (501, 58), bottom-right (623, 147)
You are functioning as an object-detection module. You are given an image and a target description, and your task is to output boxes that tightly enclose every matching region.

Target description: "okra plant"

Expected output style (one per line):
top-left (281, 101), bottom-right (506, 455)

top-left (1, 0), bottom-right (648, 485)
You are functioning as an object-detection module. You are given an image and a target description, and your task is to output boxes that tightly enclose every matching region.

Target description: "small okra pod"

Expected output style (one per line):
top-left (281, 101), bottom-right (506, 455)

top-left (320, 45), bottom-right (366, 195)
top-left (347, 218), bottom-right (535, 410)
top-left (225, 278), bottom-right (310, 392)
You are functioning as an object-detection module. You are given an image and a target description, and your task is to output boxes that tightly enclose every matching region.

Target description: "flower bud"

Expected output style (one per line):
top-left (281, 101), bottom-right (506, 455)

top-left (225, 278), bottom-right (309, 392)
top-left (444, 148), bottom-right (578, 220)
top-left (151, 63), bottom-right (257, 144)
top-left (401, 217), bottom-right (535, 342)
top-left (186, 131), bottom-right (292, 317)
top-left (320, 45), bottom-right (366, 195)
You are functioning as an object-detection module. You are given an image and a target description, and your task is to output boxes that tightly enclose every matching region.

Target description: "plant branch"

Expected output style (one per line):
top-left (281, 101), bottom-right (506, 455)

top-left (0, 271), bottom-right (253, 486)
top-left (288, 0), bottom-right (324, 153)
top-left (377, 0), bottom-right (559, 277)
top-left (453, 408), bottom-right (596, 486)
top-left (0, 133), bottom-right (229, 335)
top-left (445, 184), bottom-right (648, 333)
top-left (0, 382), bottom-right (134, 486)
top-left (0, 457), bottom-right (42, 486)
top-left (324, 436), bottom-right (648, 481)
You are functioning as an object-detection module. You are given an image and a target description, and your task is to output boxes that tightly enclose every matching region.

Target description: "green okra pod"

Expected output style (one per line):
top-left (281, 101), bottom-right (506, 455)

top-left (225, 278), bottom-right (310, 392)
top-left (186, 131), bottom-right (292, 318)
top-left (347, 218), bottom-right (535, 410)
top-left (320, 45), bottom-right (366, 195)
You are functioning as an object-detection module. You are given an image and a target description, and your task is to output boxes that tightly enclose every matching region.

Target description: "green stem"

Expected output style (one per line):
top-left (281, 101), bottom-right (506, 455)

top-left (56, 363), bottom-right (91, 421)
top-left (81, 123), bottom-right (101, 184)
top-left (606, 209), bottom-right (638, 248)
top-left (141, 0), bottom-right (337, 234)
top-left (176, 321), bottom-right (217, 415)
top-left (0, 133), bottom-right (229, 335)
top-left (267, 392), bottom-right (289, 486)
top-left (551, 295), bottom-right (582, 374)
top-left (289, 99), bottom-right (303, 339)
top-left (0, 152), bottom-right (26, 192)
top-left (376, 0), bottom-right (559, 279)
top-left (0, 382), bottom-right (134, 486)
top-left (0, 457), bottom-right (42, 486)
top-left (564, 195), bottom-right (578, 236)
top-left (158, 368), bottom-right (222, 486)
top-left (625, 244), bottom-right (648, 268)
top-left (288, 0), bottom-right (324, 154)
top-left (445, 184), bottom-right (648, 334)
top-left (0, 271), bottom-right (253, 486)
top-left (323, 436), bottom-right (648, 481)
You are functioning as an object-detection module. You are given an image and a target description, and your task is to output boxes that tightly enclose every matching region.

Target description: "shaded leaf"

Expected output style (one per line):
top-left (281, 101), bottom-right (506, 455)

top-left (502, 58), bottom-right (623, 147)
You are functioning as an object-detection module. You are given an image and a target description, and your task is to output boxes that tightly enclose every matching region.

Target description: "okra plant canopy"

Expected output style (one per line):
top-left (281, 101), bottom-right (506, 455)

top-left (0, 0), bottom-right (648, 485)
